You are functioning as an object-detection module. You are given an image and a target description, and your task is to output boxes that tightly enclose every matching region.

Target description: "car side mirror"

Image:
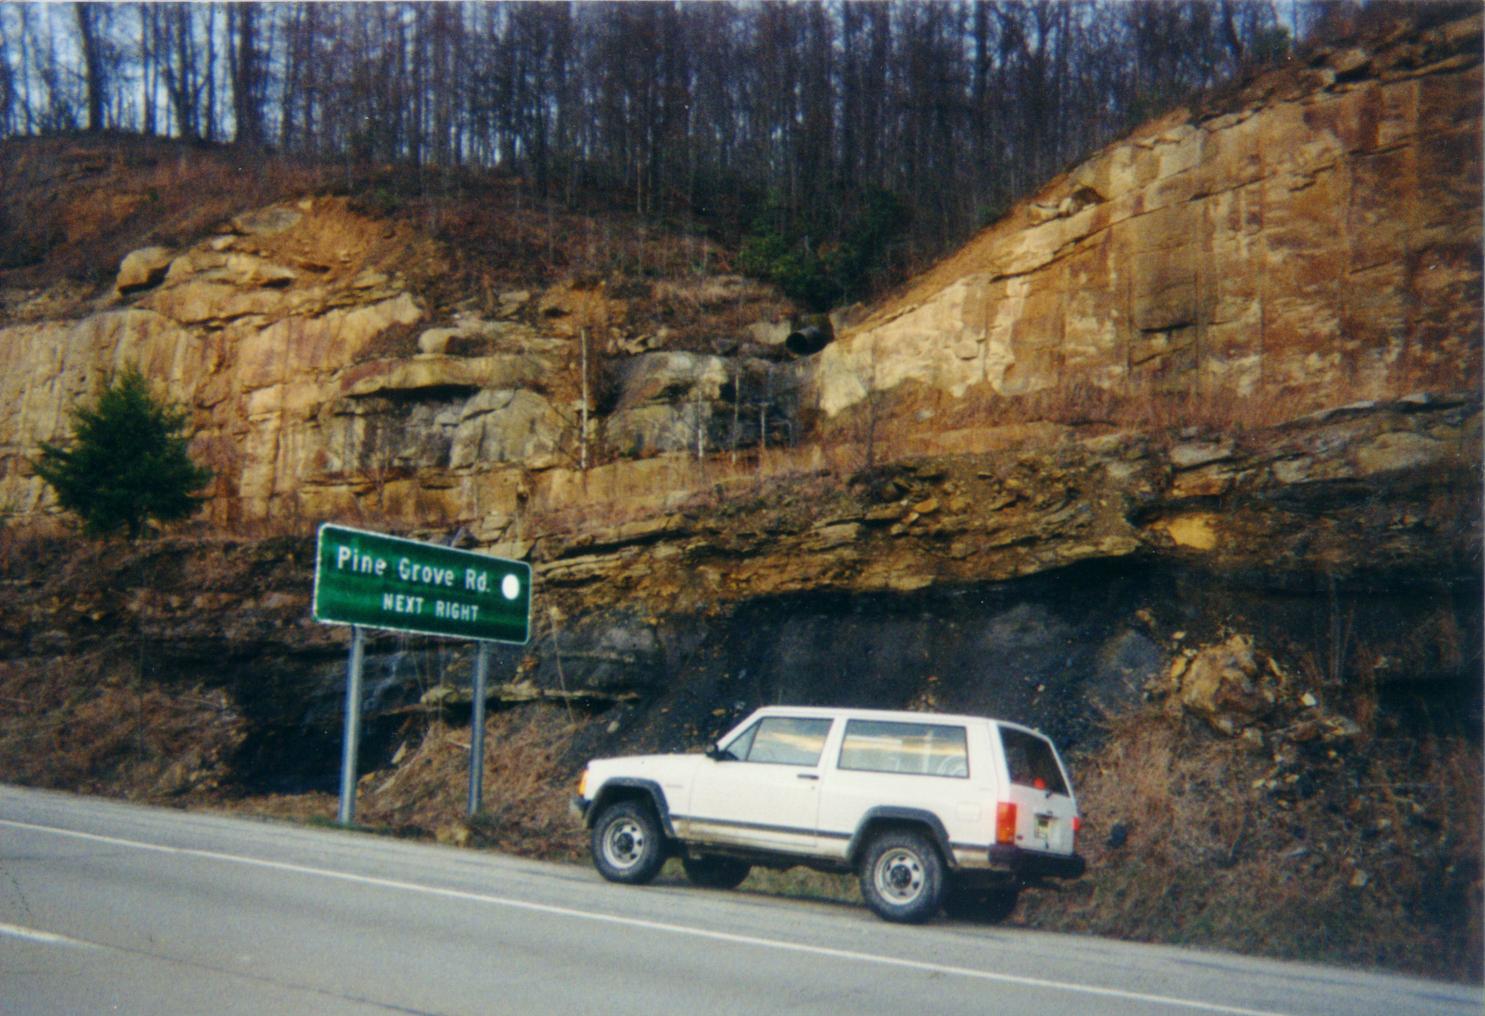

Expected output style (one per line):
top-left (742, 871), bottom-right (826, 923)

top-left (706, 745), bottom-right (737, 762)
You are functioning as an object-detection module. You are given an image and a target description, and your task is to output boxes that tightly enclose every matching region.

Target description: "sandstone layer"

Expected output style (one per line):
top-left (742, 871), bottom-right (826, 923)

top-left (0, 15), bottom-right (1478, 547)
top-left (818, 15), bottom-right (1482, 418)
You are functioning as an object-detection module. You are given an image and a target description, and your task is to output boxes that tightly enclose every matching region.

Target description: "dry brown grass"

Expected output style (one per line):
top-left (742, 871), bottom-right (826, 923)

top-left (0, 134), bottom-right (336, 296)
top-left (0, 653), bottom-right (247, 800)
top-left (1019, 708), bottom-right (1484, 982)
top-left (350, 705), bottom-right (588, 860)
top-left (213, 704), bottom-right (590, 859)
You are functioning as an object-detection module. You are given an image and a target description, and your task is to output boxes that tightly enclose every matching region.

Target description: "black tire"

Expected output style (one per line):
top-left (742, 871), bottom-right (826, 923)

top-left (858, 828), bottom-right (946, 923)
top-left (681, 855), bottom-right (751, 890)
top-left (590, 800), bottom-right (667, 885)
top-left (944, 884), bottom-right (1018, 923)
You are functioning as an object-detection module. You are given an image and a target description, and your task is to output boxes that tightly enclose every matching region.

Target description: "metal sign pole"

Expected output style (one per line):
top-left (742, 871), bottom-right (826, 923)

top-left (467, 641), bottom-right (490, 817)
top-left (337, 625), bottom-right (366, 826)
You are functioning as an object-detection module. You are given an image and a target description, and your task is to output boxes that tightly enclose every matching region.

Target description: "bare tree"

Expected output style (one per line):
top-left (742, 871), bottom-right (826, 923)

top-left (228, 1), bottom-right (264, 146)
top-left (74, 3), bottom-right (108, 132)
top-left (157, 4), bottom-right (207, 140)
top-left (0, 0), bottom-right (1310, 296)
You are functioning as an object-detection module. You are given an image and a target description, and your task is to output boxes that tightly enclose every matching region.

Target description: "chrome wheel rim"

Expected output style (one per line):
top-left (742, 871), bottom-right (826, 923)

top-left (602, 817), bottom-right (646, 870)
top-left (873, 847), bottom-right (925, 905)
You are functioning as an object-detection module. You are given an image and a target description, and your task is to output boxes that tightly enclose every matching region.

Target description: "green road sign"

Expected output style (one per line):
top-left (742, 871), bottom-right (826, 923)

top-left (313, 523), bottom-right (531, 644)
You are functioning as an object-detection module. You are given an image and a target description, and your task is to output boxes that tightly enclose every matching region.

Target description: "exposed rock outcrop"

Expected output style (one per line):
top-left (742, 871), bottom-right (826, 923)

top-left (0, 14), bottom-right (1477, 544)
top-left (816, 15), bottom-right (1482, 418)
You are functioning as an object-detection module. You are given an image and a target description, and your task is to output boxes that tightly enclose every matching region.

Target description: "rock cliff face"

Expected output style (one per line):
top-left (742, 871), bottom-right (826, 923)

top-left (0, 14), bottom-right (1477, 546)
top-left (0, 191), bottom-right (806, 536)
top-left (818, 15), bottom-right (1482, 419)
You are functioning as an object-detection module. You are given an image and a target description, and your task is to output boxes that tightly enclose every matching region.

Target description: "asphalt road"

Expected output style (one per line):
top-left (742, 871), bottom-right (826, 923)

top-left (0, 785), bottom-right (1478, 1016)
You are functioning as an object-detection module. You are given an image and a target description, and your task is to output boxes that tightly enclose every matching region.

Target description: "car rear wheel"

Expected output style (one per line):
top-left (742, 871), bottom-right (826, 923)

top-left (681, 855), bottom-right (751, 889)
top-left (859, 829), bottom-right (945, 923)
top-left (944, 884), bottom-right (1018, 923)
top-left (591, 800), bottom-right (667, 884)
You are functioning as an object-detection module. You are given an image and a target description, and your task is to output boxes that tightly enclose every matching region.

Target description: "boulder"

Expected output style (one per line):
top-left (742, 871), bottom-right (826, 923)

top-left (229, 206), bottom-right (303, 236)
top-left (116, 246), bottom-right (175, 294)
top-left (341, 354), bottom-right (544, 399)
top-left (607, 352), bottom-right (732, 456)
top-left (418, 327), bottom-right (458, 356)
top-left (1175, 634), bottom-right (1275, 735)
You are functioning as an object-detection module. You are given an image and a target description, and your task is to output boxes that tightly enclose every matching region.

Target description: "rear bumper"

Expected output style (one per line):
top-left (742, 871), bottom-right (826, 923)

top-left (987, 844), bottom-right (1086, 880)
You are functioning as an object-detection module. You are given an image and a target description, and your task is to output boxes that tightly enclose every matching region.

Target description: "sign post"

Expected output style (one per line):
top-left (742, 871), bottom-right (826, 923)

top-left (313, 524), bottom-right (531, 825)
top-left (336, 626), bottom-right (366, 826)
top-left (467, 641), bottom-right (490, 817)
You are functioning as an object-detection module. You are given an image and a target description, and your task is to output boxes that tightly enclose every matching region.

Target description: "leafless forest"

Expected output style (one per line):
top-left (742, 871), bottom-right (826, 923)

top-left (0, 2), bottom-right (1443, 294)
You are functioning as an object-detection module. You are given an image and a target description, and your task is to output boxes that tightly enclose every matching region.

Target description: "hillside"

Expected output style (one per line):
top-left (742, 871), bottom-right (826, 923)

top-left (0, 9), bottom-right (1480, 981)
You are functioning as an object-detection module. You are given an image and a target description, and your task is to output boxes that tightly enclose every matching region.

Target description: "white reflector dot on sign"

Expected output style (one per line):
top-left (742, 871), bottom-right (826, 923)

top-left (502, 574), bottom-right (521, 601)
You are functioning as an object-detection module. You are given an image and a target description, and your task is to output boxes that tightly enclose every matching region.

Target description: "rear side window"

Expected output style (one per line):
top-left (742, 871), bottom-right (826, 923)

top-left (838, 720), bottom-right (969, 778)
top-left (999, 727), bottom-right (1069, 796)
top-left (730, 716), bottom-right (833, 766)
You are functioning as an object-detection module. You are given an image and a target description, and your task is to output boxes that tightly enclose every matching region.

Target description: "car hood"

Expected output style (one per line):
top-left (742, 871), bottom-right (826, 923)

top-left (586, 752), bottom-right (708, 784)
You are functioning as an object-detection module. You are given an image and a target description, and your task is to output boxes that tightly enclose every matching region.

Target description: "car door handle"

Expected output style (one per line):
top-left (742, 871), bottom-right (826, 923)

top-left (797, 773), bottom-right (819, 781)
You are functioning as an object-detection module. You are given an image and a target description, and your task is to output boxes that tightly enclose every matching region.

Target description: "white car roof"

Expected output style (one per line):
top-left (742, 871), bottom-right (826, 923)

top-left (743, 704), bottom-right (1049, 740)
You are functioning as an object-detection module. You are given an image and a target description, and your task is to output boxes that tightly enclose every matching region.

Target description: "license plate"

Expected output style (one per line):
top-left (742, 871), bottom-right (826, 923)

top-left (1035, 815), bottom-right (1052, 840)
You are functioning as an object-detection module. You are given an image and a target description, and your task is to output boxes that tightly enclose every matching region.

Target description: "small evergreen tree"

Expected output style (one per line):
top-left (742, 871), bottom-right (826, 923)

top-left (34, 366), bottom-right (213, 539)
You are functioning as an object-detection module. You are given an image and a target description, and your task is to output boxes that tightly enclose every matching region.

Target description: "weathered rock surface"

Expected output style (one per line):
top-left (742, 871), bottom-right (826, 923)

top-left (0, 18), bottom-right (1476, 758)
top-left (606, 352), bottom-right (802, 457)
top-left (815, 16), bottom-right (1482, 419)
top-left (531, 396), bottom-right (1480, 619)
top-left (0, 15), bottom-right (1476, 545)
top-left (450, 390), bottom-right (566, 470)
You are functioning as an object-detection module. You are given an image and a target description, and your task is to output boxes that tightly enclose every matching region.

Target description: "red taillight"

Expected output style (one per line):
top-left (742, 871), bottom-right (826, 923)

top-left (996, 802), bottom-right (1018, 844)
top-left (1073, 816), bottom-right (1083, 833)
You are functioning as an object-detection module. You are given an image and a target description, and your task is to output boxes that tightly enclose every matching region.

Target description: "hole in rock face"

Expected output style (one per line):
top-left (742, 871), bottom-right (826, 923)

top-left (785, 325), bottom-right (832, 357)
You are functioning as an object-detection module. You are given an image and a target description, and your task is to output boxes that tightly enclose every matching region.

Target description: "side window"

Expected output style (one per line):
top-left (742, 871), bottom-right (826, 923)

top-left (719, 721), bottom-right (759, 761)
top-left (739, 716), bottom-right (833, 766)
top-left (999, 727), bottom-right (1069, 796)
top-left (838, 720), bottom-right (969, 778)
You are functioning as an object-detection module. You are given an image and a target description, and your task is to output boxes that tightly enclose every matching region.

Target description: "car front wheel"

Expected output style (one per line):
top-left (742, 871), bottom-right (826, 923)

top-left (591, 800), bottom-right (667, 885)
top-left (859, 829), bottom-right (945, 923)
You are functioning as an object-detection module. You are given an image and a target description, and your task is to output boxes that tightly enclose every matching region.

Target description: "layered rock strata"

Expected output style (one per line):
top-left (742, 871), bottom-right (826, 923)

top-left (816, 15), bottom-right (1482, 418)
top-left (0, 15), bottom-right (1477, 542)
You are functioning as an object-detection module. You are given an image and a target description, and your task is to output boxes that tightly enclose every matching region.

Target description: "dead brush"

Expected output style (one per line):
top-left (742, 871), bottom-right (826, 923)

top-left (357, 704), bottom-right (588, 860)
top-left (1018, 703), bottom-right (1483, 980)
top-left (649, 274), bottom-right (787, 318)
top-left (0, 658), bottom-right (247, 800)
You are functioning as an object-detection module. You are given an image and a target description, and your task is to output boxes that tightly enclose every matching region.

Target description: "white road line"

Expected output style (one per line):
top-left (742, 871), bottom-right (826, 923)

top-left (0, 816), bottom-right (1429, 1016)
top-left (0, 920), bottom-right (94, 948)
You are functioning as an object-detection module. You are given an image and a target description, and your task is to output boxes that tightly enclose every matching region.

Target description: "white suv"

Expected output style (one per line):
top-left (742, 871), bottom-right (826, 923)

top-left (573, 706), bottom-right (1085, 923)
